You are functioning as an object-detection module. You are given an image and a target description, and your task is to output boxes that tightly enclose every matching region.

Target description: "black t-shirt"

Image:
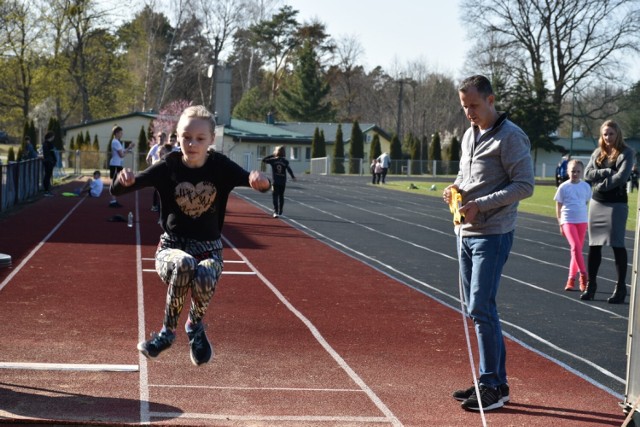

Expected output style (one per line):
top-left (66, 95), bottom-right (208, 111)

top-left (262, 155), bottom-right (294, 186)
top-left (111, 151), bottom-right (250, 240)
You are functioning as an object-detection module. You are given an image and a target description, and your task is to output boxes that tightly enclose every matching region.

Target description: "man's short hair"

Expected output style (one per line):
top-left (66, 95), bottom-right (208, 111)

top-left (458, 75), bottom-right (494, 98)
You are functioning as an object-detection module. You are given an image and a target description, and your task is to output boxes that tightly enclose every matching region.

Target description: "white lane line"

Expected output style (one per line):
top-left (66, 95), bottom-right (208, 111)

top-left (135, 193), bottom-right (152, 424)
top-left (151, 413), bottom-right (391, 423)
top-left (0, 197), bottom-right (86, 293)
top-left (150, 384), bottom-right (363, 392)
top-left (221, 235), bottom-right (403, 427)
top-left (0, 362), bottom-right (138, 372)
top-left (142, 257), bottom-right (247, 264)
top-left (142, 269), bottom-right (255, 275)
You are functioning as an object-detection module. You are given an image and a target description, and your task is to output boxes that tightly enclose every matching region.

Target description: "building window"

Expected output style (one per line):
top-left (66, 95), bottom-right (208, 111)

top-left (257, 145), bottom-right (269, 158)
top-left (290, 147), bottom-right (300, 160)
top-left (305, 147), bottom-right (311, 160)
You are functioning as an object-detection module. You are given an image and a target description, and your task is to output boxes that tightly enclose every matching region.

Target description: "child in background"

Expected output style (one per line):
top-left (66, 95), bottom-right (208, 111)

top-left (76, 170), bottom-right (104, 197)
top-left (554, 160), bottom-right (592, 291)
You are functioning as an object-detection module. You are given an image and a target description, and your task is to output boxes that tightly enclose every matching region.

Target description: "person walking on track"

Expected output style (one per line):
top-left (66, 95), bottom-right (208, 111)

top-left (443, 75), bottom-right (534, 412)
top-left (262, 145), bottom-right (296, 218)
top-left (580, 119), bottom-right (634, 304)
top-left (111, 105), bottom-right (271, 366)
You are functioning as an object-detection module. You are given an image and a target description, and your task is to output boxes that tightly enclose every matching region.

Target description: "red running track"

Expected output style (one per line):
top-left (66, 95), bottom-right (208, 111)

top-left (0, 180), bottom-right (626, 426)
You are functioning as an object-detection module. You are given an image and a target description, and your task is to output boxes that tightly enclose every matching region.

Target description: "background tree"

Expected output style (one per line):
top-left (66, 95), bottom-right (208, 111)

top-left (462, 0), bottom-right (640, 115)
top-left (249, 5), bottom-right (300, 107)
top-left (389, 133), bottom-right (402, 174)
top-left (137, 125), bottom-right (148, 154)
top-left (332, 123), bottom-right (345, 174)
top-left (428, 132), bottom-right (442, 174)
top-left (233, 85), bottom-right (272, 121)
top-left (449, 135), bottom-right (460, 162)
top-left (409, 133), bottom-right (421, 174)
top-left (310, 127), bottom-right (322, 158)
top-left (507, 71), bottom-right (561, 172)
top-left (116, 5), bottom-right (172, 112)
top-left (370, 134), bottom-right (381, 161)
top-left (92, 134), bottom-right (99, 151)
top-left (348, 120), bottom-right (363, 174)
top-left (276, 40), bottom-right (333, 121)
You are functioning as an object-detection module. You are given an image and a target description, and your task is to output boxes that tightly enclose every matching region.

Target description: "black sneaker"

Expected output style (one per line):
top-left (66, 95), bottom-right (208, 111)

top-left (186, 322), bottom-right (212, 366)
top-left (461, 384), bottom-right (504, 411)
top-left (453, 383), bottom-right (509, 403)
top-left (137, 330), bottom-right (175, 359)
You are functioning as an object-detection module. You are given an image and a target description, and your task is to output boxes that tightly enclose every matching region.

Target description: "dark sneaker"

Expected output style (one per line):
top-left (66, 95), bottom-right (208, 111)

top-left (453, 383), bottom-right (509, 403)
top-left (186, 322), bottom-right (212, 366)
top-left (499, 383), bottom-right (510, 403)
top-left (137, 330), bottom-right (175, 359)
top-left (461, 384), bottom-right (504, 411)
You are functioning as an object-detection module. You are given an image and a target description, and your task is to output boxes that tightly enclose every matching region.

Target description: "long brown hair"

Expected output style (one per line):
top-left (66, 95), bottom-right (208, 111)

top-left (596, 120), bottom-right (626, 166)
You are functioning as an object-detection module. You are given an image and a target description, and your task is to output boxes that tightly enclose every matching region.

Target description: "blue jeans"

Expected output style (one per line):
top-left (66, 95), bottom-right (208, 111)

top-left (458, 231), bottom-right (513, 388)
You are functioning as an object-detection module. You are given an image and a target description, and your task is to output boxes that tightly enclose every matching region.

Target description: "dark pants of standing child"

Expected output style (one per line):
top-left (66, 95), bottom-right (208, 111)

top-left (43, 161), bottom-right (54, 192)
top-left (154, 233), bottom-right (223, 332)
top-left (272, 184), bottom-right (286, 215)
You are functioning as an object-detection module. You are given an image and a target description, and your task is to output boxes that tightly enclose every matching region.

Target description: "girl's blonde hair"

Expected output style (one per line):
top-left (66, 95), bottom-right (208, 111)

top-left (110, 125), bottom-right (123, 141)
top-left (568, 159), bottom-right (584, 170)
top-left (177, 105), bottom-right (216, 134)
top-left (596, 120), bottom-right (626, 166)
top-left (274, 146), bottom-right (285, 157)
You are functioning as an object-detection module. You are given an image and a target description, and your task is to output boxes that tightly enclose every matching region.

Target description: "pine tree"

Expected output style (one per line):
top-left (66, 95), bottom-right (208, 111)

top-left (370, 134), bottom-right (381, 161)
top-left (450, 136), bottom-right (460, 161)
top-left (8, 147), bottom-right (16, 162)
top-left (92, 135), bottom-right (100, 151)
top-left (69, 136), bottom-right (76, 151)
top-left (349, 121), bottom-right (364, 174)
top-left (138, 126), bottom-right (148, 154)
top-left (332, 124), bottom-right (345, 174)
top-left (85, 131), bottom-right (91, 150)
top-left (429, 132), bottom-right (442, 174)
top-left (389, 134), bottom-right (402, 174)
top-left (409, 134), bottom-right (421, 174)
top-left (311, 127), bottom-right (321, 158)
top-left (318, 129), bottom-right (326, 157)
top-left (276, 40), bottom-right (333, 122)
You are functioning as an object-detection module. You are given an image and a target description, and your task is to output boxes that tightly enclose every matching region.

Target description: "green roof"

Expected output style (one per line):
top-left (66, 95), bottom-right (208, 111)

top-left (225, 119), bottom-right (390, 144)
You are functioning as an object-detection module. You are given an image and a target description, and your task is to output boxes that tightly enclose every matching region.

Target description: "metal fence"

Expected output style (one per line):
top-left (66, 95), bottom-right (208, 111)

top-left (0, 159), bottom-right (43, 212)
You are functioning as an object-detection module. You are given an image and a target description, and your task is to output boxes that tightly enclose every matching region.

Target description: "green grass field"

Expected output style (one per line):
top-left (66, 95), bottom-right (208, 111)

top-left (382, 179), bottom-right (639, 231)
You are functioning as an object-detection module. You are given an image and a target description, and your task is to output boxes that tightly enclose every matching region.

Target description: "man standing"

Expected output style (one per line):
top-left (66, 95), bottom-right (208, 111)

top-left (443, 75), bottom-right (534, 411)
top-left (377, 152), bottom-right (390, 183)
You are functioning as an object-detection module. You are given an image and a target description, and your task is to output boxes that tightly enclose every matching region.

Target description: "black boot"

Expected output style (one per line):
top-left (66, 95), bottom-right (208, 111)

top-left (580, 280), bottom-right (597, 301)
top-left (607, 284), bottom-right (627, 304)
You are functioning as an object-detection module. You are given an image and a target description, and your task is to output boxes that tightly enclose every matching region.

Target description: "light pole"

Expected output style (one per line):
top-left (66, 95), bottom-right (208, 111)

top-left (207, 35), bottom-right (221, 115)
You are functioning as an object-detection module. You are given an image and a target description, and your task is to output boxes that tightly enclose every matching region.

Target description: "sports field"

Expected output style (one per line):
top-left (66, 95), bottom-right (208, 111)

top-left (0, 174), bottom-right (632, 425)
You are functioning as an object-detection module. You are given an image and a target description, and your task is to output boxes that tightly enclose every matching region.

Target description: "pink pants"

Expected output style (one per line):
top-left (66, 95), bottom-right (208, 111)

top-left (561, 222), bottom-right (587, 278)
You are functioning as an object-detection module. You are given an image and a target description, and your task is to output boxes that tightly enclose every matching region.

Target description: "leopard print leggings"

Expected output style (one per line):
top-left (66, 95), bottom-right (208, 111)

top-left (154, 232), bottom-right (224, 331)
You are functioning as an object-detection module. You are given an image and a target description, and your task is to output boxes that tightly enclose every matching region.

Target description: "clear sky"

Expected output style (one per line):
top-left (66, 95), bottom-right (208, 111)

top-left (287, 0), bottom-right (468, 79)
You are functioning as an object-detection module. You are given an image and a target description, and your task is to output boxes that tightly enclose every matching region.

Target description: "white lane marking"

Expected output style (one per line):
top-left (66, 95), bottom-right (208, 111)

top-left (0, 362), bottom-right (138, 372)
top-left (221, 235), bottom-right (403, 427)
top-left (135, 192), bottom-right (151, 424)
top-left (151, 384), bottom-right (363, 392)
top-left (151, 413), bottom-right (391, 423)
top-left (0, 197), bottom-right (86, 293)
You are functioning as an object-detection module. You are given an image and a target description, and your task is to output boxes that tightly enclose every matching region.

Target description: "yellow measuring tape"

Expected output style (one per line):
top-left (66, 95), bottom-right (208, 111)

top-left (448, 188), bottom-right (465, 225)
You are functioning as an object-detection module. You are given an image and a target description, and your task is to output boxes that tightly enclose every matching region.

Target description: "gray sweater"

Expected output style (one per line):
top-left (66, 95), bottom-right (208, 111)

top-left (454, 113), bottom-right (535, 236)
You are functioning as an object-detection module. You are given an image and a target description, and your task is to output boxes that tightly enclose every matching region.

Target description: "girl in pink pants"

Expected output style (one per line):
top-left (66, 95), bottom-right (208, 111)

top-left (554, 160), bottom-right (592, 291)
